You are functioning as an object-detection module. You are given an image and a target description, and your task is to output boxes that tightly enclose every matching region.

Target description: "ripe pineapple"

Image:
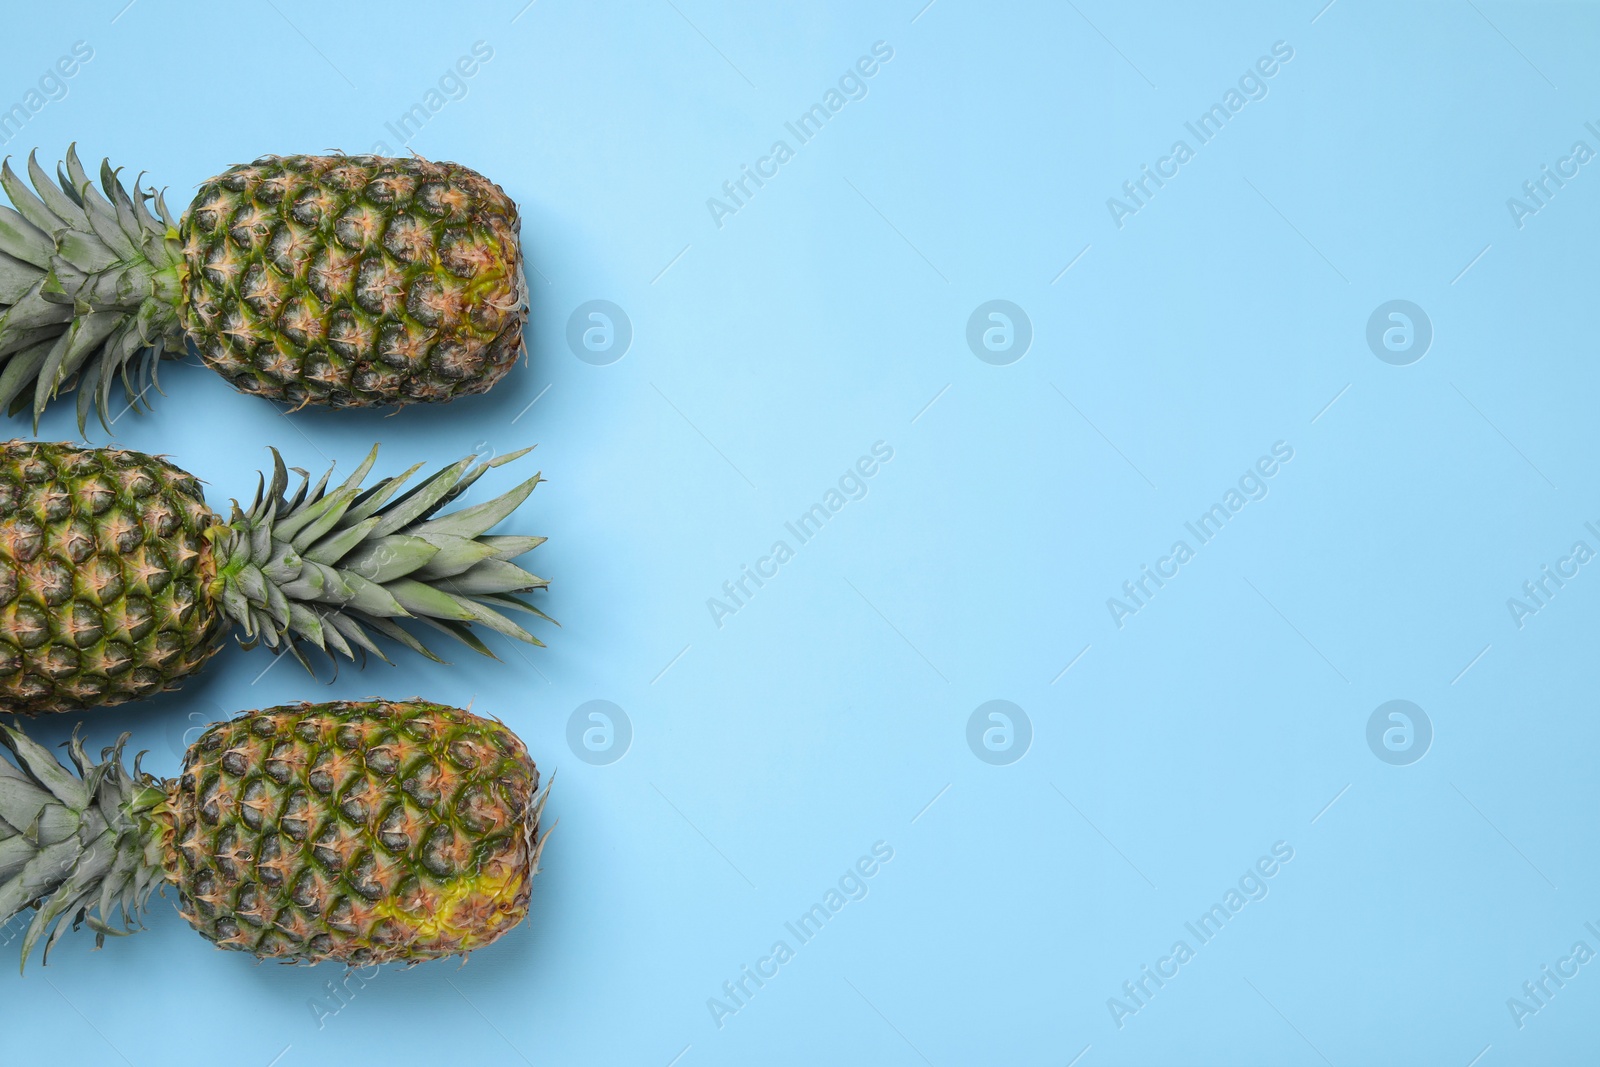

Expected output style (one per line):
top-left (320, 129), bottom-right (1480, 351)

top-left (0, 147), bottom-right (527, 428)
top-left (0, 699), bottom-right (548, 965)
top-left (0, 439), bottom-right (550, 714)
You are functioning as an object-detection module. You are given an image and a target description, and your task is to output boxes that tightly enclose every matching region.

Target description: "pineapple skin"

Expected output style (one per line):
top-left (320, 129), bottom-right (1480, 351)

top-left (0, 440), bottom-right (223, 713)
top-left (178, 155), bottom-right (527, 408)
top-left (152, 700), bottom-right (541, 964)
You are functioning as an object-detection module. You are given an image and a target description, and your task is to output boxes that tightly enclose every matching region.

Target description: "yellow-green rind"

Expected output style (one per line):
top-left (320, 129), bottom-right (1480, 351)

top-left (0, 439), bottom-right (223, 713)
top-left (152, 699), bottom-right (543, 964)
top-left (178, 155), bottom-right (527, 408)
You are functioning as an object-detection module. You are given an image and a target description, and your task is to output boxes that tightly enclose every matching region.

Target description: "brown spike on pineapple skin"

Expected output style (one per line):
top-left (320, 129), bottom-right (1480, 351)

top-left (151, 700), bottom-right (542, 964)
top-left (0, 440), bottom-right (224, 713)
top-left (178, 155), bottom-right (527, 409)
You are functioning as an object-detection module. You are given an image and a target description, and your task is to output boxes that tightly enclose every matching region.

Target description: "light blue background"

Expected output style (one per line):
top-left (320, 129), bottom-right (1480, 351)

top-left (3, 1), bottom-right (1599, 1063)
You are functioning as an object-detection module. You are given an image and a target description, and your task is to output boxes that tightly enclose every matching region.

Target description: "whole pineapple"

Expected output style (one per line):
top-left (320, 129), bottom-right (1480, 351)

top-left (0, 148), bottom-right (527, 428)
top-left (0, 699), bottom-right (548, 965)
top-left (0, 440), bottom-right (550, 714)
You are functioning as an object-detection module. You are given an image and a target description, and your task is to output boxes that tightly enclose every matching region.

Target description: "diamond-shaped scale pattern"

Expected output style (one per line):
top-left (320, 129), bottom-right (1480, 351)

top-left (162, 700), bottom-right (541, 964)
top-left (0, 441), bottom-right (222, 713)
top-left (178, 155), bottom-right (527, 409)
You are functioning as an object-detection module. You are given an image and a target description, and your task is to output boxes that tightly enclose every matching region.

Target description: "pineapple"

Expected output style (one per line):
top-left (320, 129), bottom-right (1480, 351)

top-left (0, 439), bottom-right (550, 714)
top-left (0, 148), bottom-right (527, 429)
top-left (0, 699), bottom-right (548, 965)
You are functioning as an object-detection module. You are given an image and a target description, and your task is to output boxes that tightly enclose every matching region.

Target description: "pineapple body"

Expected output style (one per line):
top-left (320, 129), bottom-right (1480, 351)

top-left (0, 439), bottom-right (550, 715)
top-left (154, 700), bottom-right (542, 964)
top-left (178, 155), bottom-right (527, 408)
top-left (0, 441), bottom-right (222, 712)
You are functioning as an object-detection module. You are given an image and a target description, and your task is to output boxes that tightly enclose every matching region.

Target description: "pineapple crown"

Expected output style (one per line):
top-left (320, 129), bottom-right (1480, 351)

top-left (0, 723), bottom-right (166, 969)
top-left (211, 444), bottom-right (552, 670)
top-left (0, 146), bottom-right (185, 431)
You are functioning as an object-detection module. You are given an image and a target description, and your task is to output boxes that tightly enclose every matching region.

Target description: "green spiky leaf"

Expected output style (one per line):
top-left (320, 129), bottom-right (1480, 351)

top-left (212, 445), bottom-right (552, 667)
